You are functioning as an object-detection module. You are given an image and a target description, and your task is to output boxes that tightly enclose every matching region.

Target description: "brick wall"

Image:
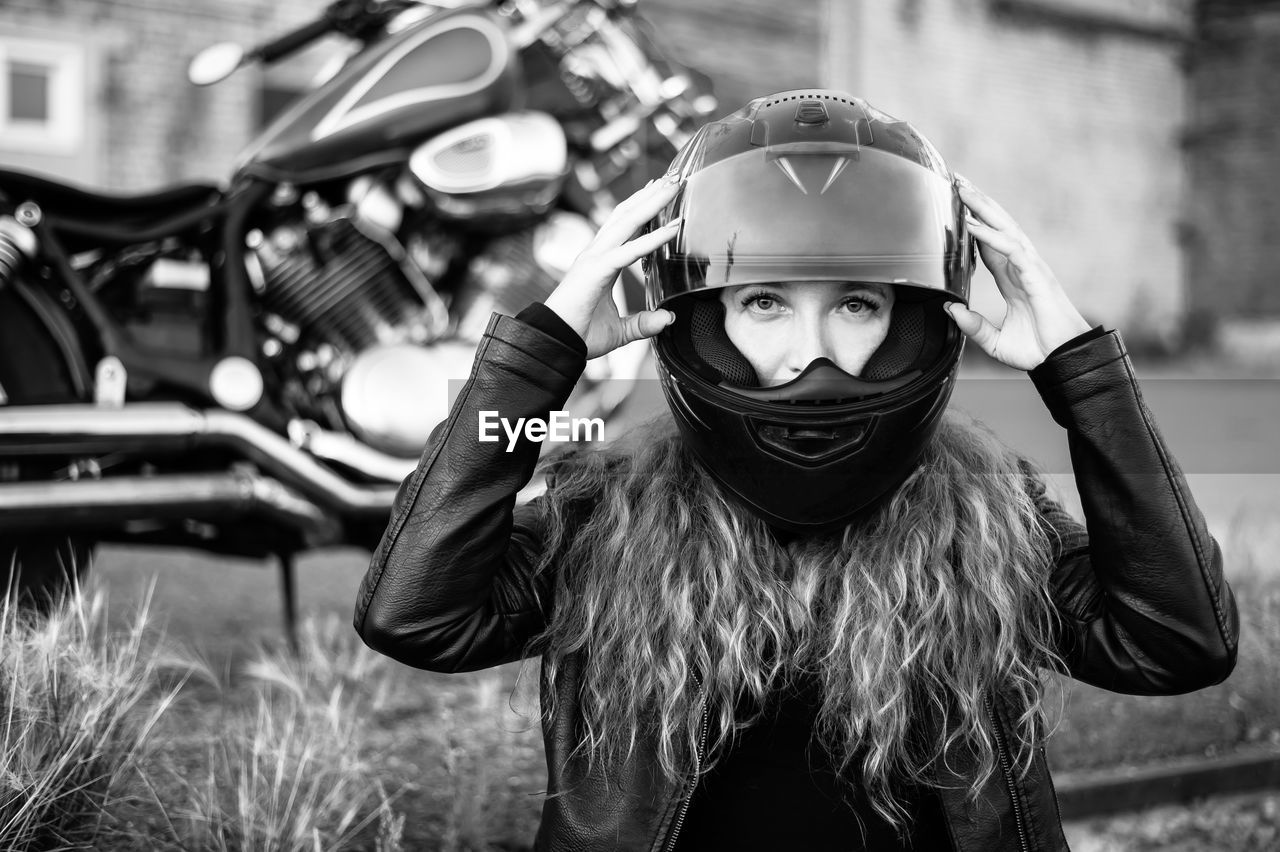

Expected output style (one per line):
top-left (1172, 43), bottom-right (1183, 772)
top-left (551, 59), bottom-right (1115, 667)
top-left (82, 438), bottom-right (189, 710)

top-left (636, 0), bottom-right (1198, 344)
top-left (824, 0), bottom-right (1195, 346)
top-left (0, 0), bottom-right (322, 189)
top-left (1186, 1), bottom-right (1280, 321)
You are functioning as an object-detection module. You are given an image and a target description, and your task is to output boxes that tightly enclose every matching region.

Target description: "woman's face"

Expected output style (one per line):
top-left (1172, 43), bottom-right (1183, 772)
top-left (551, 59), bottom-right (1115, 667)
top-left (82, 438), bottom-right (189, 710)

top-left (719, 281), bottom-right (896, 386)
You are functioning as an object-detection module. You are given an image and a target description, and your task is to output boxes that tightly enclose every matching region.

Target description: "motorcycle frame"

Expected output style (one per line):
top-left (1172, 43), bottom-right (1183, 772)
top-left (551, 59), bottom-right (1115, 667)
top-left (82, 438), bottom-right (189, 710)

top-left (24, 178), bottom-right (282, 421)
top-left (0, 0), bottom-right (713, 563)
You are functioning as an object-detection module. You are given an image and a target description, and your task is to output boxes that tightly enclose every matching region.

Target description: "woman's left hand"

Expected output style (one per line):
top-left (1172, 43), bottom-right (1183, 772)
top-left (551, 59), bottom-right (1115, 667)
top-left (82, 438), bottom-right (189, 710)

top-left (945, 175), bottom-right (1092, 371)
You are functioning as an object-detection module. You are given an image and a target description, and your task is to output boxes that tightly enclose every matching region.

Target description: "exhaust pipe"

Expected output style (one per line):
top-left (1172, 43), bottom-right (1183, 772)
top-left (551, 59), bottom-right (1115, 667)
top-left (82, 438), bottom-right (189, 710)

top-left (0, 469), bottom-right (337, 545)
top-left (0, 403), bottom-right (401, 516)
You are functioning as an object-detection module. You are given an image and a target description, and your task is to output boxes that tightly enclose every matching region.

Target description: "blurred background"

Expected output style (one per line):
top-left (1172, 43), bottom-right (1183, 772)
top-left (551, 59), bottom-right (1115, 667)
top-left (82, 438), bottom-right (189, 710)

top-left (1, 1), bottom-right (1278, 850)
top-left (1, 0), bottom-right (1277, 354)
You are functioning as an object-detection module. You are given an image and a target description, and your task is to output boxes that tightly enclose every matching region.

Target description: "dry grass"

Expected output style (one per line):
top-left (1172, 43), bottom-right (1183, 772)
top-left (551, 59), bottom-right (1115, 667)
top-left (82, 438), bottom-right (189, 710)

top-left (0, 577), bottom-right (198, 850)
top-left (159, 692), bottom-right (397, 850)
top-left (0, 576), bottom-right (546, 850)
top-left (1213, 509), bottom-right (1280, 744)
top-left (0, 582), bottom-right (412, 851)
top-left (146, 612), bottom-right (407, 851)
top-left (1065, 790), bottom-right (1280, 851)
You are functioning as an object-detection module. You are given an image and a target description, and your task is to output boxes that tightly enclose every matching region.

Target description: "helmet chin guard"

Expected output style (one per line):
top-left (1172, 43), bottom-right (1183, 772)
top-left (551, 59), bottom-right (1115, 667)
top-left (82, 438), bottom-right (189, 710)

top-left (645, 90), bottom-right (976, 533)
top-left (727, 357), bottom-right (921, 404)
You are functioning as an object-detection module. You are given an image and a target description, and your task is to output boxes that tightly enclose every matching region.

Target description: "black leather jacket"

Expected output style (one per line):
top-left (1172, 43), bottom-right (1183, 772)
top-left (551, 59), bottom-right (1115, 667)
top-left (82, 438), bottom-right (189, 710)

top-left (354, 311), bottom-right (1239, 852)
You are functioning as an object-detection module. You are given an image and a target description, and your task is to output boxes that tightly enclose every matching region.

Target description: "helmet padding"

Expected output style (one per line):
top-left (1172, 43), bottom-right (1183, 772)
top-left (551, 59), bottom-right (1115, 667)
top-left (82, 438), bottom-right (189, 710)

top-left (690, 298), bottom-right (759, 386)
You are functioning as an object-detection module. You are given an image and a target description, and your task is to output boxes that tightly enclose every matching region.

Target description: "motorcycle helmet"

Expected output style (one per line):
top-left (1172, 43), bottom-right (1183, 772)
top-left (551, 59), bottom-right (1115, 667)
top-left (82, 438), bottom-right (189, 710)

top-left (644, 90), bottom-right (977, 534)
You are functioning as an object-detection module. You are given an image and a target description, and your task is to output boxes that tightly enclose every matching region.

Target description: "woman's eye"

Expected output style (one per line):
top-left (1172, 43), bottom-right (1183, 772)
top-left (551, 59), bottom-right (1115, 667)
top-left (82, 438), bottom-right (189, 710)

top-left (744, 294), bottom-right (778, 312)
top-left (843, 297), bottom-right (879, 314)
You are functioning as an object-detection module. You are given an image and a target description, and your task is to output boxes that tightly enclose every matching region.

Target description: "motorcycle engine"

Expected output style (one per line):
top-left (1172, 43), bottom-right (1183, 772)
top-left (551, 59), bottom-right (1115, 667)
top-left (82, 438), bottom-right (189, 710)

top-left (252, 209), bottom-right (441, 353)
top-left (251, 186), bottom-right (594, 459)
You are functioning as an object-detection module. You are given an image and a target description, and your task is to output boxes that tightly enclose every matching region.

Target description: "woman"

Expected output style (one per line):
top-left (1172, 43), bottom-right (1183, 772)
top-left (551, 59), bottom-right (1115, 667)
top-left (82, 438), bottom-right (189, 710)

top-left (354, 92), bottom-right (1238, 851)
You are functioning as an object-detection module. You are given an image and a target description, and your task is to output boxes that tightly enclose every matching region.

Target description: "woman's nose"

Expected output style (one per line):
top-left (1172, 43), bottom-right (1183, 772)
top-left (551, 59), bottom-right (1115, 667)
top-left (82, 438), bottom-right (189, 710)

top-left (786, 313), bottom-right (834, 373)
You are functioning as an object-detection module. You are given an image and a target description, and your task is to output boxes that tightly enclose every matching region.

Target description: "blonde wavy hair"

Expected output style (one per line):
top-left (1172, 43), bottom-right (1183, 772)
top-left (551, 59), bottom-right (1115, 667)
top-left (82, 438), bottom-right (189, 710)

top-left (520, 410), bottom-right (1066, 827)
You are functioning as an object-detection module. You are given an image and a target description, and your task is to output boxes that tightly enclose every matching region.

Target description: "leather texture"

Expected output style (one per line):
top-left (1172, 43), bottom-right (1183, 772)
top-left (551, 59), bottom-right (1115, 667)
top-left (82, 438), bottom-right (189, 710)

top-left (354, 313), bottom-right (1238, 852)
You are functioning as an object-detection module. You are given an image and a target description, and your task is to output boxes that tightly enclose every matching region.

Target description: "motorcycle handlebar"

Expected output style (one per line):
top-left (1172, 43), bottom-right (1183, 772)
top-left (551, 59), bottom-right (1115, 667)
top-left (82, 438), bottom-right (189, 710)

top-left (252, 16), bottom-right (336, 64)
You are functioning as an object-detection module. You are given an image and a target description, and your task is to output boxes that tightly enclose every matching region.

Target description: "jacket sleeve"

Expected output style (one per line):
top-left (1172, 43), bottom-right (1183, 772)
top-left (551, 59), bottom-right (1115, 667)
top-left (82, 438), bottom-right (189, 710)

top-left (1027, 330), bottom-right (1239, 694)
top-left (352, 309), bottom-right (586, 673)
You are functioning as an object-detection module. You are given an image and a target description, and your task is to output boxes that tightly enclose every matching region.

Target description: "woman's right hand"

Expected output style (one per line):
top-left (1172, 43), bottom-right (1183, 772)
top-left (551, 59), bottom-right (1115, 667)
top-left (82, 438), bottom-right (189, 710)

top-left (543, 175), bottom-right (683, 359)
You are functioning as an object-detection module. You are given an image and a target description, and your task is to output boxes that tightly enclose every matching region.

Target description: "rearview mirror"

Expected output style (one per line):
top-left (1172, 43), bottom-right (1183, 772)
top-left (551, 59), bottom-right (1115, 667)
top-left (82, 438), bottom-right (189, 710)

top-left (188, 43), bottom-right (246, 86)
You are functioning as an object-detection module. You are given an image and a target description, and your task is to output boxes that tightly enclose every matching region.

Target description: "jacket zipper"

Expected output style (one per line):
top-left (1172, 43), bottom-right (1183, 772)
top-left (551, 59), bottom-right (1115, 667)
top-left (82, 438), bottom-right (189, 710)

top-left (986, 695), bottom-right (1031, 852)
top-left (1042, 743), bottom-right (1066, 840)
top-left (662, 668), bottom-right (708, 852)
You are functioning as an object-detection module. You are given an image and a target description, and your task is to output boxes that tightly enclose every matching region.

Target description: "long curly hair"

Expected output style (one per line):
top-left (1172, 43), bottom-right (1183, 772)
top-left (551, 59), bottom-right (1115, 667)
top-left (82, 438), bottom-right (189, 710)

top-left (520, 409), bottom-right (1066, 828)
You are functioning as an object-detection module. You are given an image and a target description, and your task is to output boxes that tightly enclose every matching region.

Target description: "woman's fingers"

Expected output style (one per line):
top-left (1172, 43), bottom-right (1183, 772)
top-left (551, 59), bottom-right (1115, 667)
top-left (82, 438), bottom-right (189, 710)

top-left (955, 175), bottom-right (1023, 237)
top-left (553, 182), bottom-right (678, 296)
top-left (945, 301), bottom-right (1002, 359)
top-left (593, 176), bottom-right (681, 252)
top-left (544, 175), bottom-right (684, 357)
top-left (951, 178), bottom-right (1094, 369)
top-left (964, 215), bottom-right (1022, 258)
top-left (620, 308), bottom-right (677, 345)
top-left (962, 213), bottom-right (1034, 290)
top-left (563, 215), bottom-right (680, 294)
top-left (606, 218), bottom-right (682, 268)
top-left (964, 209), bottom-right (1056, 308)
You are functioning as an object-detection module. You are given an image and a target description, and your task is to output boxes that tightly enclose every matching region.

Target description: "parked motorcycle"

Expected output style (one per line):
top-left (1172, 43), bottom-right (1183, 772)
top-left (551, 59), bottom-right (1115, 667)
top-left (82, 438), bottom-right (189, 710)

top-left (0, 0), bottom-right (714, 617)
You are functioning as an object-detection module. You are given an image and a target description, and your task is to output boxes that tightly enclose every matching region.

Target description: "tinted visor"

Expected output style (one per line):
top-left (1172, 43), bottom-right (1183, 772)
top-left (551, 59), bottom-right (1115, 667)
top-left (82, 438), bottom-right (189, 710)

top-left (652, 143), bottom-right (964, 304)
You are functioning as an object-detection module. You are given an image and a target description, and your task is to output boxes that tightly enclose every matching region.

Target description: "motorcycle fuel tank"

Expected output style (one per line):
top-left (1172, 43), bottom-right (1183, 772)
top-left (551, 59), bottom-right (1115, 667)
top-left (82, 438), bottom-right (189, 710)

top-left (408, 111), bottom-right (568, 223)
top-left (237, 8), bottom-right (518, 177)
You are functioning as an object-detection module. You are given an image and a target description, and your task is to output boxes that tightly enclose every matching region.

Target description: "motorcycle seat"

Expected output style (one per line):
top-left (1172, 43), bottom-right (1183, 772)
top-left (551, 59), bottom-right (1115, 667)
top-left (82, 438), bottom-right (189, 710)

top-left (0, 167), bottom-right (222, 228)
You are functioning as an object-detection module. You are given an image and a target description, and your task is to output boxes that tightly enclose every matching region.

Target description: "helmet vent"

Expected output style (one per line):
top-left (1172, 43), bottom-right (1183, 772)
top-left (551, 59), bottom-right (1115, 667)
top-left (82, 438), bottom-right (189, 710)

top-left (795, 99), bottom-right (829, 126)
top-left (763, 92), bottom-right (855, 109)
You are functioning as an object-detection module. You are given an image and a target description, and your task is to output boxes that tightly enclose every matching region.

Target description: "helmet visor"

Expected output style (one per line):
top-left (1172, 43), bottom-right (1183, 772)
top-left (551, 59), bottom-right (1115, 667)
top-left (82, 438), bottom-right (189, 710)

top-left (652, 143), bottom-right (964, 305)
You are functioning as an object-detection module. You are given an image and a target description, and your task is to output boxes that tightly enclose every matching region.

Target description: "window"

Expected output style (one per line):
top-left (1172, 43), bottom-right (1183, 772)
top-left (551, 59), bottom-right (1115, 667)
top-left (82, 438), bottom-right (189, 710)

top-left (0, 36), bottom-right (86, 154)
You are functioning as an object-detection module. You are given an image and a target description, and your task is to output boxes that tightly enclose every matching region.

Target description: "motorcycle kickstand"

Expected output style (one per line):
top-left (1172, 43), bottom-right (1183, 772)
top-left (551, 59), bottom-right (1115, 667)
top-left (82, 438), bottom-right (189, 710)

top-left (275, 550), bottom-right (300, 656)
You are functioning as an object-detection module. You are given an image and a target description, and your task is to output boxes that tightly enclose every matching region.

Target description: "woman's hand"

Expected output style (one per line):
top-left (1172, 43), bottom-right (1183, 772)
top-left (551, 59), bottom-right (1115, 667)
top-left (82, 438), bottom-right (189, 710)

top-left (945, 175), bottom-right (1092, 371)
top-left (543, 176), bottom-right (683, 359)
